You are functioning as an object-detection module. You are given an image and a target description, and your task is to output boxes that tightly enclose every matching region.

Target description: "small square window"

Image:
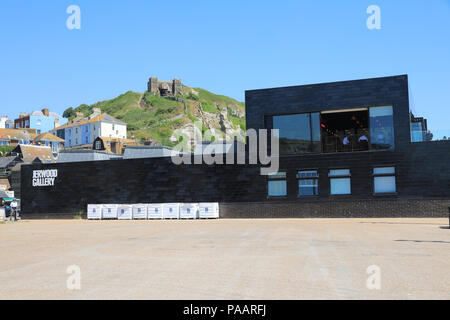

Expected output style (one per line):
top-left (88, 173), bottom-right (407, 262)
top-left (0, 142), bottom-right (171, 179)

top-left (297, 170), bottom-right (319, 196)
top-left (268, 172), bottom-right (287, 197)
top-left (329, 169), bottom-right (351, 195)
top-left (373, 167), bottom-right (396, 194)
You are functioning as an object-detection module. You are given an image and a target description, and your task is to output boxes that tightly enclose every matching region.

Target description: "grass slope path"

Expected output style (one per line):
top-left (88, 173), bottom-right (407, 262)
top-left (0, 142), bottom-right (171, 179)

top-left (65, 86), bottom-right (245, 147)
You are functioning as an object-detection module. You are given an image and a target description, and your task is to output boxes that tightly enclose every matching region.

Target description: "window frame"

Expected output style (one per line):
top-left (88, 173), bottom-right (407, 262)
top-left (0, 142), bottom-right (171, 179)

top-left (369, 105), bottom-right (395, 150)
top-left (297, 169), bottom-right (319, 197)
top-left (372, 166), bottom-right (397, 196)
top-left (267, 171), bottom-right (287, 198)
top-left (328, 168), bottom-right (352, 196)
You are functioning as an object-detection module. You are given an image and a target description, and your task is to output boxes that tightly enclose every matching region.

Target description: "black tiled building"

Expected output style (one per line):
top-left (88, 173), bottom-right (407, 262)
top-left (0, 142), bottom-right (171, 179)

top-left (21, 75), bottom-right (450, 218)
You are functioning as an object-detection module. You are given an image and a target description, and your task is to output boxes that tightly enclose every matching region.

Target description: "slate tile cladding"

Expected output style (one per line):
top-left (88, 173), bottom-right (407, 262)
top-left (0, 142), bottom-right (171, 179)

top-left (20, 75), bottom-right (450, 217)
top-left (20, 141), bottom-right (449, 217)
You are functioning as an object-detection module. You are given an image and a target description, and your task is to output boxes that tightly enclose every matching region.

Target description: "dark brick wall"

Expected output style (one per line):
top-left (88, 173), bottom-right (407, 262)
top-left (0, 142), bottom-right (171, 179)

top-left (220, 199), bottom-right (450, 218)
top-left (20, 140), bottom-right (449, 217)
top-left (21, 157), bottom-right (265, 215)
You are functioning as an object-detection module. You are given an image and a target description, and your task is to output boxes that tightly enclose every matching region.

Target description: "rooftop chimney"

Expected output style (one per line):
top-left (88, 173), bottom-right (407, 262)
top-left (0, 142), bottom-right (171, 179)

top-left (42, 108), bottom-right (50, 116)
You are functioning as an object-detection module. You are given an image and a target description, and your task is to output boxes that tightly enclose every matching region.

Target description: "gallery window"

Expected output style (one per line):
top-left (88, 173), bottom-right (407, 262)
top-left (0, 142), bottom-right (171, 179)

top-left (329, 169), bottom-right (351, 195)
top-left (268, 172), bottom-right (287, 197)
top-left (95, 141), bottom-right (102, 150)
top-left (373, 167), bottom-right (396, 194)
top-left (297, 170), bottom-right (319, 196)
top-left (271, 113), bottom-right (321, 155)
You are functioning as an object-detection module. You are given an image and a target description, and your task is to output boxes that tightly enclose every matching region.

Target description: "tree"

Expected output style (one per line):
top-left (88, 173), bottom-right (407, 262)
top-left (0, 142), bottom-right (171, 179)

top-left (63, 107), bottom-right (74, 119)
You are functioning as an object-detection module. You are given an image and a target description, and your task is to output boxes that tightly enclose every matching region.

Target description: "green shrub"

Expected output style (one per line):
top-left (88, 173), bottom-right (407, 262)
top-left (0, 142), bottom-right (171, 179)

top-left (0, 146), bottom-right (15, 157)
top-left (187, 92), bottom-right (199, 101)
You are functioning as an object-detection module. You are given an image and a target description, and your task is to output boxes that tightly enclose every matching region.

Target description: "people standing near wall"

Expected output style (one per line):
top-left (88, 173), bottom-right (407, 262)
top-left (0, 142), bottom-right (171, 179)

top-left (10, 199), bottom-right (18, 221)
top-left (0, 199), bottom-right (5, 221)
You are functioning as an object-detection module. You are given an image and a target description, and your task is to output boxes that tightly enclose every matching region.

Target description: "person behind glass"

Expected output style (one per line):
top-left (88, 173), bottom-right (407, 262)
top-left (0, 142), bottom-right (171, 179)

top-left (342, 131), bottom-right (351, 151)
top-left (10, 199), bottom-right (18, 221)
top-left (358, 130), bottom-right (369, 150)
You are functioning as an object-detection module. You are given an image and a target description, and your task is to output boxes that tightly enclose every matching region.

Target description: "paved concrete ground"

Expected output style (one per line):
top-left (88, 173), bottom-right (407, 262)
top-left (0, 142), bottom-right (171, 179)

top-left (0, 218), bottom-right (448, 300)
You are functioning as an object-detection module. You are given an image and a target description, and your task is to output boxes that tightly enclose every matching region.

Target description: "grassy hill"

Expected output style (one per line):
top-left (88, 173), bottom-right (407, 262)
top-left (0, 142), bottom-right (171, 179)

top-left (63, 86), bottom-right (245, 147)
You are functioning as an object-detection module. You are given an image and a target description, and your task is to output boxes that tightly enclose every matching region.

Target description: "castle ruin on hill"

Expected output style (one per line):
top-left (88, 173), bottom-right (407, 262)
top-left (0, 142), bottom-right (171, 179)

top-left (147, 77), bottom-right (182, 97)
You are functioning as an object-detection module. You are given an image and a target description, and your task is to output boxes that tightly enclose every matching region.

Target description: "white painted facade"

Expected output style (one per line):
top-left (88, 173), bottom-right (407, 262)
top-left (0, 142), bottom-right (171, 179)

top-left (52, 114), bottom-right (127, 148)
top-left (99, 121), bottom-right (127, 139)
top-left (0, 116), bottom-right (9, 129)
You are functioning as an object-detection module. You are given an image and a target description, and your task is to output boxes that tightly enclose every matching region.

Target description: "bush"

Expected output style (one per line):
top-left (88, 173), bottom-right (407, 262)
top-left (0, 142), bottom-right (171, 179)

top-left (187, 93), bottom-right (199, 101)
top-left (0, 146), bottom-right (15, 157)
top-left (62, 107), bottom-right (74, 119)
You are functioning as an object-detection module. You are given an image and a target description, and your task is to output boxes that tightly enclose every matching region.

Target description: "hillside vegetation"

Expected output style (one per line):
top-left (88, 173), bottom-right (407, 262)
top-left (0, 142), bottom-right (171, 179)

top-left (63, 85), bottom-right (245, 147)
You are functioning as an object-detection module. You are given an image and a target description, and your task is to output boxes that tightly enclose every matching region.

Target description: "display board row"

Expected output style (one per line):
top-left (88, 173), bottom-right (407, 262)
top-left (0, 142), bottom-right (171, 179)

top-left (87, 203), bottom-right (219, 220)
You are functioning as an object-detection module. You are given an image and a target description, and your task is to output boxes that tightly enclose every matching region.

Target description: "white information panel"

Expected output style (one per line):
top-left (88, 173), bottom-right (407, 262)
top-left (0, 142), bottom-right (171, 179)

top-left (180, 203), bottom-right (198, 219)
top-left (102, 204), bottom-right (118, 219)
top-left (147, 204), bottom-right (163, 219)
top-left (87, 204), bottom-right (103, 220)
top-left (198, 203), bottom-right (219, 219)
top-left (163, 203), bottom-right (180, 219)
top-left (118, 205), bottom-right (133, 220)
top-left (132, 204), bottom-right (147, 219)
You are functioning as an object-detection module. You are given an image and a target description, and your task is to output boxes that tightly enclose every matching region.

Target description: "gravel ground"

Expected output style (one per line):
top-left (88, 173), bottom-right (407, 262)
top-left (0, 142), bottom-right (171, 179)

top-left (0, 218), bottom-right (449, 300)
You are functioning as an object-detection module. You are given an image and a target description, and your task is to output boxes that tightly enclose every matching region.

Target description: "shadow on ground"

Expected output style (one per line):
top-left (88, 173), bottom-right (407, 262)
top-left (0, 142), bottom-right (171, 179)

top-left (395, 239), bottom-right (450, 244)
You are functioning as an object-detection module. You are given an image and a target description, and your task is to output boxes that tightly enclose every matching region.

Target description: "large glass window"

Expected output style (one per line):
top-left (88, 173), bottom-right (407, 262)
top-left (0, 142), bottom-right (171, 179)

top-left (272, 113), bottom-right (320, 155)
top-left (268, 172), bottom-right (287, 197)
top-left (370, 106), bottom-right (394, 150)
top-left (373, 167), bottom-right (396, 194)
top-left (297, 170), bottom-right (319, 196)
top-left (329, 169), bottom-right (351, 195)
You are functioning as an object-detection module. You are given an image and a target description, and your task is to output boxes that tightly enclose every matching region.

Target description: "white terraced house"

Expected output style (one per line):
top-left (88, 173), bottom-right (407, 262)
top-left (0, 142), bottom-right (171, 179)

top-left (51, 109), bottom-right (127, 149)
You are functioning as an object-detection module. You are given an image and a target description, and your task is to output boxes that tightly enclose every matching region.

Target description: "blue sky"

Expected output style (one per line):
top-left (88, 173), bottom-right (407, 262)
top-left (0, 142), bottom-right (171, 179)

top-left (1, 0), bottom-right (449, 137)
